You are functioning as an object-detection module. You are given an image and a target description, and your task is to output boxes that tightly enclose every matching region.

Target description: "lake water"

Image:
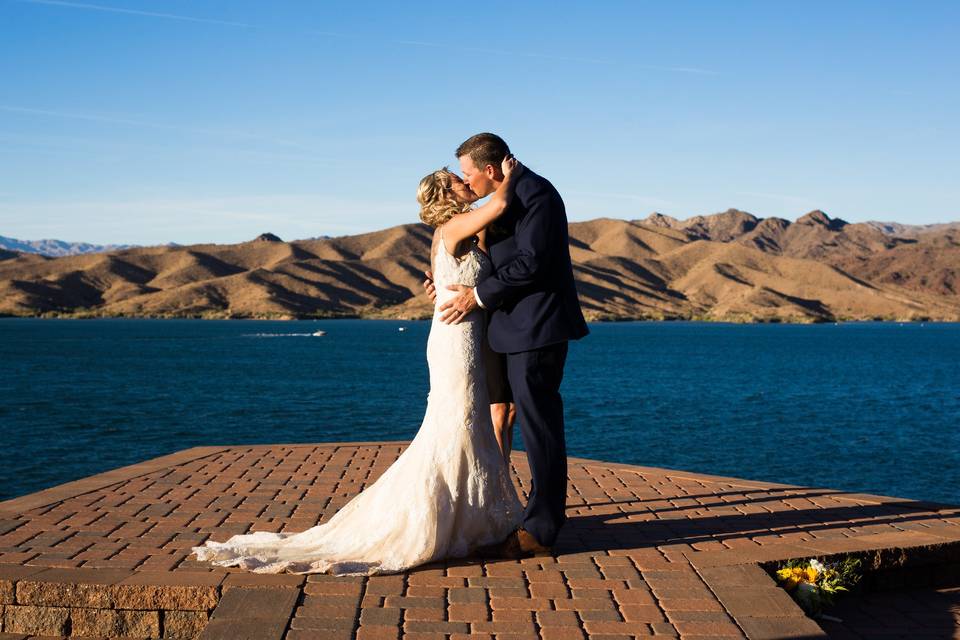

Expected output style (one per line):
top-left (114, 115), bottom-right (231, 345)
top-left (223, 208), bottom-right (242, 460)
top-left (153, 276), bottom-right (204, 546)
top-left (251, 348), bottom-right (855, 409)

top-left (1, 318), bottom-right (958, 505)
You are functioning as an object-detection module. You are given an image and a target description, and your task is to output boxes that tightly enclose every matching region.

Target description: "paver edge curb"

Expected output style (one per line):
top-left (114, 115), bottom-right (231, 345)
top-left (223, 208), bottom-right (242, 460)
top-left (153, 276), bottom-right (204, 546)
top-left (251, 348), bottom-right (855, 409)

top-left (566, 455), bottom-right (959, 512)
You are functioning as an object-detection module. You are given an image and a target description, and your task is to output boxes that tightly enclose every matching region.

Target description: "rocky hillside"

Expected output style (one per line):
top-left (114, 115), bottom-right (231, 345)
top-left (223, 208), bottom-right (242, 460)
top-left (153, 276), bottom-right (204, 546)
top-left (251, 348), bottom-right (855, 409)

top-left (1, 210), bottom-right (958, 322)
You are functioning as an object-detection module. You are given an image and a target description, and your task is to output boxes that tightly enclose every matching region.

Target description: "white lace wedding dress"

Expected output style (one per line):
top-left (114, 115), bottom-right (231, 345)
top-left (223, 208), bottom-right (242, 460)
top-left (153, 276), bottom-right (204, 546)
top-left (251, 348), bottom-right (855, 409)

top-left (190, 236), bottom-right (523, 575)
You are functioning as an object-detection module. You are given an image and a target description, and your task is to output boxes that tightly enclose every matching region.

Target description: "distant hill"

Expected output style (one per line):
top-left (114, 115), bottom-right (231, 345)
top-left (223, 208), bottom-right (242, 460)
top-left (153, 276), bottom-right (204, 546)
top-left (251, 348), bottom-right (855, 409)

top-left (0, 235), bottom-right (138, 257)
top-left (1, 210), bottom-right (958, 322)
top-left (864, 221), bottom-right (960, 238)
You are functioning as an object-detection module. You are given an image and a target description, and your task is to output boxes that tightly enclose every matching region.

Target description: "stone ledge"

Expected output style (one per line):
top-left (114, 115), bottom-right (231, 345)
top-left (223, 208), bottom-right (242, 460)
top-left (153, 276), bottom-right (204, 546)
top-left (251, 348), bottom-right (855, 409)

top-left (0, 566), bottom-right (226, 638)
top-left (9, 567), bottom-right (227, 610)
top-left (687, 531), bottom-right (960, 570)
top-left (0, 564), bottom-right (308, 637)
top-left (2, 604), bottom-right (208, 638)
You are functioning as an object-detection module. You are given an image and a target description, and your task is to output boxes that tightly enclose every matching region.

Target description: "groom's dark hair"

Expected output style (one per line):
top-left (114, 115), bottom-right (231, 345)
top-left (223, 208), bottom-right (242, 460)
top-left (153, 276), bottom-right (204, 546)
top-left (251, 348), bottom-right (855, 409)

top-left (456, 133), bottom-right (510, 171)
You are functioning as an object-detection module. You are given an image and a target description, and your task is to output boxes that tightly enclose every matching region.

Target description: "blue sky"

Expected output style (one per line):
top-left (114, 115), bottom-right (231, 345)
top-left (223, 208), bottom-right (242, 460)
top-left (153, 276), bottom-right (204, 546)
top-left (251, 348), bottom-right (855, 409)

top-left (0, 1), bottom-right (957, 245)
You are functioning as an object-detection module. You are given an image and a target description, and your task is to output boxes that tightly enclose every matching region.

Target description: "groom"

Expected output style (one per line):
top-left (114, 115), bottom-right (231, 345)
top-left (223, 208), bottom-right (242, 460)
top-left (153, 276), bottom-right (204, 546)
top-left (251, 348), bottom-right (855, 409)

top-left (434, 132), bottom-right (589, 557)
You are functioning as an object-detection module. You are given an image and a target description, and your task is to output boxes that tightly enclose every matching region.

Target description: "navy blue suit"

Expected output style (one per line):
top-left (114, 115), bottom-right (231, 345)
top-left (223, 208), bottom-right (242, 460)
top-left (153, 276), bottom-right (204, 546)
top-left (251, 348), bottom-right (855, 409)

top-left (476, 169), bottom-right (588, 546)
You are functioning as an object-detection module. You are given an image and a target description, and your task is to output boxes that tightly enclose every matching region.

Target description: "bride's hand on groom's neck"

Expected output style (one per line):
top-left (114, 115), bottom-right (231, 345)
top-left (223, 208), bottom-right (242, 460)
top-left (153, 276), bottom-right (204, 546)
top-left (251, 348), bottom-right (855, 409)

top-left (501, 154), bottom-right (521, 179)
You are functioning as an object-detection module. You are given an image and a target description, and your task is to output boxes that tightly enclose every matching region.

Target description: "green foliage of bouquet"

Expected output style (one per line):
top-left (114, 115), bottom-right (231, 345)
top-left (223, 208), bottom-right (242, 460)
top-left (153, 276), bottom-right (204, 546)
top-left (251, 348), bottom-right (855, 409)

top-left (775, 556), bottom-right (862, 616)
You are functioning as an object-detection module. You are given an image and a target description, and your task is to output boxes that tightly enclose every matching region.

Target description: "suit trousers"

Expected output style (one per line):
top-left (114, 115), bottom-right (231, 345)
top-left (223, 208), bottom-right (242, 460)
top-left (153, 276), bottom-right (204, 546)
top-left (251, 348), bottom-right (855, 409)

top-left (505, 340), bottom-right (569, 547)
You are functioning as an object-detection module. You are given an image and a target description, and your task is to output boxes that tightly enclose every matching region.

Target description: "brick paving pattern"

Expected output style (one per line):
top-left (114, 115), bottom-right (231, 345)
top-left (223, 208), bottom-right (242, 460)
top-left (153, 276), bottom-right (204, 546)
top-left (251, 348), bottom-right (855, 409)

top-left (0, 442), bottom-right (959, 638)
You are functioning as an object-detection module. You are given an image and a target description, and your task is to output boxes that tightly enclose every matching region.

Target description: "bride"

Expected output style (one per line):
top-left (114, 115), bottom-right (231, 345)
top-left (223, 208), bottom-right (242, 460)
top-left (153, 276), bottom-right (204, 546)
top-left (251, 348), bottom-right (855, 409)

top-left (190, 155), bottom-right (525, 576)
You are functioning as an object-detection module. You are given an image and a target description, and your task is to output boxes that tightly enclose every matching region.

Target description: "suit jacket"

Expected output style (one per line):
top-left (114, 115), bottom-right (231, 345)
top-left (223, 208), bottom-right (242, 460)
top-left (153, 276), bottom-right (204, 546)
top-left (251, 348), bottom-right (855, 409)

top-left (476, 169), bottom-right (589, 353)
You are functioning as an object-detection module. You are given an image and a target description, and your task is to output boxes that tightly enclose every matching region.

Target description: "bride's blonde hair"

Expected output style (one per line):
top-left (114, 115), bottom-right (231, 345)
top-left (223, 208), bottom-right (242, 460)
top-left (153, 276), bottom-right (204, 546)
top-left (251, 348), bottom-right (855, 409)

top-left (417, 167), bottom-right (471, 228)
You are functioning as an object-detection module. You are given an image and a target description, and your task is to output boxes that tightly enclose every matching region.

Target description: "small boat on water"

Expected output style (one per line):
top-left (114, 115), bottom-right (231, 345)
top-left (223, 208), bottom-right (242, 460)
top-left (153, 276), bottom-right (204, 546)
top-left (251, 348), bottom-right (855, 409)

top-left (312, 330), bottom-right (326, 337)
top-left (398, 327), bottom-right (406, 332)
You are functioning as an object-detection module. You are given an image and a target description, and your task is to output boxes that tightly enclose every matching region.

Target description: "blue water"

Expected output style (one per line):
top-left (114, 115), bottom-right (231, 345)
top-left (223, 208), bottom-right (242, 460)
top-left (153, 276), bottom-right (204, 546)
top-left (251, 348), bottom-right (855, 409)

top-left (1, 319), bottom-right (958, 505)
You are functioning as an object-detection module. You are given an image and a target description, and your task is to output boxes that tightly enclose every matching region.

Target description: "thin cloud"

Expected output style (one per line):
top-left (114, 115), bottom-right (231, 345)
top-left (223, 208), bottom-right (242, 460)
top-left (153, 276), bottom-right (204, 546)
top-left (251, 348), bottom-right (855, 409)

top-left (0, 127), bottom-right (337, 165)
top-left (0, 105), bottom-right (315, 152)
top-left (16, 0), bottom-right (252, 27)
top-left (305, 29), bottom-right (356, 39)
top-left (639, 65), bottom-right (719, 76)
top-left (0, 194), bottom-right (406, 223)
top-left (381, 38), bottom-right (715, 71)
top-left (566, 189), bottom-right (676, 207)
top-left (369, 37), bottom-right (715, 71)
top-left (393, 38), bottom-right (614, 66)
top-left (15, 2), bottom-right (717, 75)
top-left (735, 190), bottom-right (815, 205)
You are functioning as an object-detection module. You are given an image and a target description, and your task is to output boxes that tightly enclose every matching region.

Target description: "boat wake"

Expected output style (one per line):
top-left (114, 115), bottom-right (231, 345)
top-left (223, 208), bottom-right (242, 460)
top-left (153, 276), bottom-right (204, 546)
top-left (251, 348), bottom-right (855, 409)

top-left (244, 333), bottom-right (323, 338)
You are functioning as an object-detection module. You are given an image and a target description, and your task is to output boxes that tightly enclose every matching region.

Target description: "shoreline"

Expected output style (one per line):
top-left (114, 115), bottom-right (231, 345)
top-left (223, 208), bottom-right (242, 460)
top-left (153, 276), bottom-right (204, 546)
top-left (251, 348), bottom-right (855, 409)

top-left (0, 312), bottom-right (956, 324)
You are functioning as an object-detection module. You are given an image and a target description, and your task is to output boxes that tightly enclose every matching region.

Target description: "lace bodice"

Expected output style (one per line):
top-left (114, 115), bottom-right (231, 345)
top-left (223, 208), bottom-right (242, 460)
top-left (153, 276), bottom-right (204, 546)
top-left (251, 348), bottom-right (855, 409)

top-left (432, 234), bottom-right (492, 311)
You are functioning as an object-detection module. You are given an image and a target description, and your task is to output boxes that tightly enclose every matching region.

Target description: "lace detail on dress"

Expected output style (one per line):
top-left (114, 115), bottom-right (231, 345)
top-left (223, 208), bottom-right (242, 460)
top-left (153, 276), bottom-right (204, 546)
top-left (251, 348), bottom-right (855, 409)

top-left (432, 228), bottom-right (491, 303)
top-left (190, 233), bottom-right (521, 576)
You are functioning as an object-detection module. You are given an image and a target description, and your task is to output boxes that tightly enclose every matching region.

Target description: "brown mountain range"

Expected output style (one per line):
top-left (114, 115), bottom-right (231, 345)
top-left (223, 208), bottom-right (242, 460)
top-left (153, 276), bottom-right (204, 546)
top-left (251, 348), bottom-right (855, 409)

top-left (2, 210), bottom-right (958, 322)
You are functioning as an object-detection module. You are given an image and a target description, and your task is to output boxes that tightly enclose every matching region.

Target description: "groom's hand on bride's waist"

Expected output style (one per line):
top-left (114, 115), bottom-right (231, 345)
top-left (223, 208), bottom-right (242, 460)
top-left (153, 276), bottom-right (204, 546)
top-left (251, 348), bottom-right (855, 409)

top-left (439, 285), bottom-right (478, 324)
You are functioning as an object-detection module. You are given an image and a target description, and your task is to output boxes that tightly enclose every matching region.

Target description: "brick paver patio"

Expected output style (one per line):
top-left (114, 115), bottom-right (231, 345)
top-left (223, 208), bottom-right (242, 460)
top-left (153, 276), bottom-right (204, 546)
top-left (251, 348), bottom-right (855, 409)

top-left (1, 442), bottom-right (959, 639)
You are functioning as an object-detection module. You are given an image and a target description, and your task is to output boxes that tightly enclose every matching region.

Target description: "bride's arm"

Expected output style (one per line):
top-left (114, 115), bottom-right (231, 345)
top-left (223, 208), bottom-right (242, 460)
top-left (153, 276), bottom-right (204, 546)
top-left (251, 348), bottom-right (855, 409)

top-left (441, 156), bottom-right (522, 255)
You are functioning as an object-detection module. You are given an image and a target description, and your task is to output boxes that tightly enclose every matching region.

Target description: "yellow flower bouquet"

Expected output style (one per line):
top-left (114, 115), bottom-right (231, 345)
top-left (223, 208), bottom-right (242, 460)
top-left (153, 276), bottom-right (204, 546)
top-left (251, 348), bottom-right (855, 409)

top-left (775, 557), bottom-right (861, 616)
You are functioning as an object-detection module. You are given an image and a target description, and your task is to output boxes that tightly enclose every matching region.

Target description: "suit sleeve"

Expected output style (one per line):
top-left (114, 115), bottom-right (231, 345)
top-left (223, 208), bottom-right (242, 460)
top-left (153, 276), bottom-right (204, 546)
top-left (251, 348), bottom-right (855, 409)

top-left (475, 179), bottom-right (560, 309)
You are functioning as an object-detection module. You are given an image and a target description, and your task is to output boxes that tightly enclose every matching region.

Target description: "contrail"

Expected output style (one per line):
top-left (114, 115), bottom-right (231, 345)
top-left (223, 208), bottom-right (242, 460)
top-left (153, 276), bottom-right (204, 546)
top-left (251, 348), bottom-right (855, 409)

top-left (566, 190), bottom-right (676, 207)
top-left (0, 105), bottom-right (314, 152)
top-left (13, 0), bottom-right (719, 74)
top-left (393, 39), bottom-right (614, 66)
top-left (369, 38), bottom-right (718, 71)
top-left (16, 0), bottom-right (253, 27)
top-left (735, 190), bottom-right (813, 204)
top-left (641, 65), bottom-right (719, 76)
